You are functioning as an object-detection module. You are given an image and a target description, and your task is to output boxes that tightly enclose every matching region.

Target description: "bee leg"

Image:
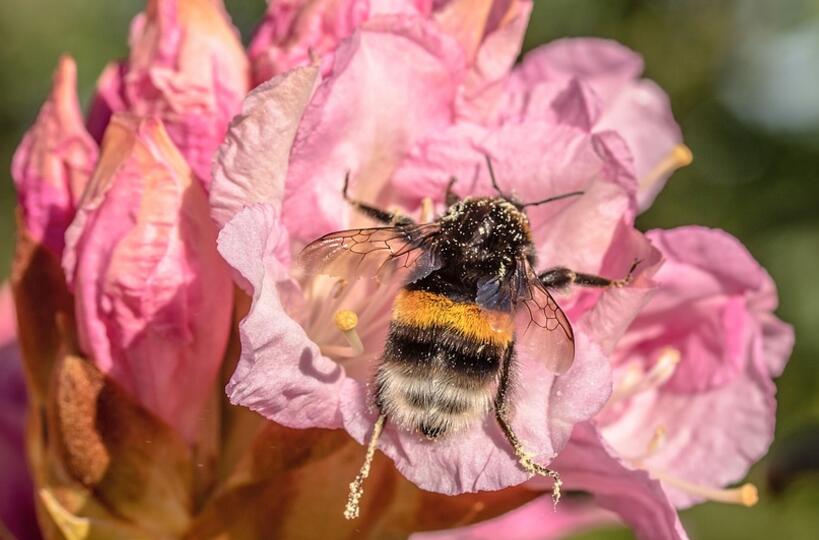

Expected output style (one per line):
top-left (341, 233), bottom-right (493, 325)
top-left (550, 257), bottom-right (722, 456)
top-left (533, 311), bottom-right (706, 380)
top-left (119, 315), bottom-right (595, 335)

top-left (343, 172), bottom-right (415, 226)
top-left (344, 414), bottom-right (386, 520)
top-left (494, 348), bottom-right (563, 507)
top-left (445, 176), bottom-right (460, 207)
top-left (538, 259), bottom-right (641, 290)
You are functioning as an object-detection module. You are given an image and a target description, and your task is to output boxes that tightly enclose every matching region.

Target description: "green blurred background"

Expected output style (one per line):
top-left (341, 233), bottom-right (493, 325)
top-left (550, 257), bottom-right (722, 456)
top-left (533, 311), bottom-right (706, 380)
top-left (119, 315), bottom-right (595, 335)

top-left (1, 1), bottom-right (817, 538)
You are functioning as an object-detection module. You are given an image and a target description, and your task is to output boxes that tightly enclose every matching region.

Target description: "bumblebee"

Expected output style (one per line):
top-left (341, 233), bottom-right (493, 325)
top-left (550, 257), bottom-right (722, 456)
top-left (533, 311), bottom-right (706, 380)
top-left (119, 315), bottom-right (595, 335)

top-left (300, 158), bottom-right (637, 519)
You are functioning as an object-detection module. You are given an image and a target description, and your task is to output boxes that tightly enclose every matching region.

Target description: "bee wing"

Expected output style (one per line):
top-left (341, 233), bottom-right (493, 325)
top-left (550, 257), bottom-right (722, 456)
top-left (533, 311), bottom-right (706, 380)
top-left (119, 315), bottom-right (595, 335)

top-left (298, 222), bottom-right (442, 284)
top-left (514, 259), bottom-right (575, 375)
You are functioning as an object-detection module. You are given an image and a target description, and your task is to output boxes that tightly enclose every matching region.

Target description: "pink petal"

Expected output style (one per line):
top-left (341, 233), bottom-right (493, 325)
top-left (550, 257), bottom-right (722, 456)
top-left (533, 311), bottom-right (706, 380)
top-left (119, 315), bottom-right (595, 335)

top-left (601, 365), bottom-right (776, 508)
top-left (515, 38), bottom-right (644, 103)
top-left (0, 286), bottom-right (41, 540)
top-left (597, 80), bottom-right (683, 210)
top-left (11, 55), bottom-right (98, 256)
top-left (577, 224), bottom-right (663, 353)
top-left (442, 0), bottom-right (532, 125)
top-left (90, 0), bottom-right (250, 186)
top-left (248, 0), bottom-right (370, 84)
top-left (549, 78), bottom-right (602, 132)
top-left (757, 312), bottom-right (794, 377)
top-left (282, 15), bottom-right (466, 242)
top-left (550, 423), bottom-right (688, 540)
top-left (647, 227), bottom-right (769, 300)
top-left (210, 65), bottom-right (320, 231)
top-left (219, 204), bottom-right (344, 429)
top-left (412, 498), bottom-right (615, 540)
top-left (513, 38), bottom-right (682, 210)
top-left (392, 120), bottom-right (636, 274)
top-left (86, 62), bottom-right (127, 143)
top-left (341, 332), bottom-right (611, 494)
top-left (629, 227), bottom-right (785, 393)
top-left (64, 114), bottom-right (233, 442)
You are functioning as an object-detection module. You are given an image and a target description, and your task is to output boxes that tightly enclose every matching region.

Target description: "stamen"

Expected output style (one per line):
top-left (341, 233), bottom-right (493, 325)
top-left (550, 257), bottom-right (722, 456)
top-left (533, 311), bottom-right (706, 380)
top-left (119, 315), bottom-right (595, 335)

top-left (627, 425), bottom-right (667, 465)
top-left (639, 144), bottom-right (693, 191)
top-left (646, 426), bottom-right (667, 456)
top-left (608, 348), bottom-right (680, 404)
top-left (648, 468), bottom-right (759, 507)
top-left (334, 309), bottom-right (364, 355)
top-left (345, 415), bottom-right (386, 520)
top-left (420, 197), bottom-right (434, 223)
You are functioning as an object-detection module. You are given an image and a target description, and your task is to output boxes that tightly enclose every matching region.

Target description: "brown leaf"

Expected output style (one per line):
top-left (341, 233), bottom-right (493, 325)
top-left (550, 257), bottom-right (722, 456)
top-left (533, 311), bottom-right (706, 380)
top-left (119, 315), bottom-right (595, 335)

top-left (11, 217), bottom-right (75, 404)
top-left (186, 423), bottom-right (538, 540)
top-left (46, 354), bottom-right (194, 537)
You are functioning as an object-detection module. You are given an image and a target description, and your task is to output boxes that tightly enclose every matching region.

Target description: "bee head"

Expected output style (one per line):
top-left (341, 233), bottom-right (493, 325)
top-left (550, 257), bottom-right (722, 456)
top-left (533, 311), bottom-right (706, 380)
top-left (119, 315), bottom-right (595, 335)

top-left (440, 197), bottom-right (533, 268)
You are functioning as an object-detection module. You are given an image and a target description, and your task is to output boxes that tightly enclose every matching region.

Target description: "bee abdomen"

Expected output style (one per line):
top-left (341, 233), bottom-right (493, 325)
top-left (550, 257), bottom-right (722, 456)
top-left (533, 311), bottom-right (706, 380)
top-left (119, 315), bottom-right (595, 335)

top-left (375, 359), bottom-right (495, 440)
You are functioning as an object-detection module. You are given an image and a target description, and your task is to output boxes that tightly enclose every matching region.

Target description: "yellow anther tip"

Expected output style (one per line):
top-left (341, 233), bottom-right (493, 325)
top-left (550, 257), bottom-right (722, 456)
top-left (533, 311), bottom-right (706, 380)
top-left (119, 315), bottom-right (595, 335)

top-left (335, 310), bottom-right (359, 332)
top-left (674, 144), bottom-right (693, 167)
top-left (659, 347), bottom-right (682, 366)
top-left (740, 483), bottom-right (759, 507)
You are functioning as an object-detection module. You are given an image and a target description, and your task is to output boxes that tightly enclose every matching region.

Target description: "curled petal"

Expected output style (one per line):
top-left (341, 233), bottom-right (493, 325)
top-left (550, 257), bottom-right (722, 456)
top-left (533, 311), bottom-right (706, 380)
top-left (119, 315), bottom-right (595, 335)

top-left (219, 204), bottom-right (344, 429)
top-left (11, 55), bottom-right (98, 256)
top-left (89, 0), bottom-right (249, 185)
top-left (210, 65), bottom-right (320, 231)
top-left (65, 114), bottom-right (233, 442)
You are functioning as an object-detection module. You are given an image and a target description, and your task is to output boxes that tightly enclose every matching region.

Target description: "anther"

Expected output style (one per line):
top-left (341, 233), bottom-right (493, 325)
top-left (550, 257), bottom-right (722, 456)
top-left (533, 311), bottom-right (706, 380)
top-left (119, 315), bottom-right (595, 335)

top-left (628, 425), bottom-right (668, 465)
top-left (640, 144), bottom-right (693, 192)
top-left (648, 468), bottom-right (759, 507)
top-left (334, 309), bottom-right (364, 355)
top-left (345, 415), bottom-right (386, 519)
top-left (608, 348), bottom-right (681, 404)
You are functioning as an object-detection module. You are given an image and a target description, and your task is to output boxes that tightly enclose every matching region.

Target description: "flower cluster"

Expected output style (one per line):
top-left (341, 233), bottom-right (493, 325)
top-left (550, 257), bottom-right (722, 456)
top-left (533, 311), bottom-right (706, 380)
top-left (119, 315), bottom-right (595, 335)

top-left (5, 1), bottom-right (793, 539)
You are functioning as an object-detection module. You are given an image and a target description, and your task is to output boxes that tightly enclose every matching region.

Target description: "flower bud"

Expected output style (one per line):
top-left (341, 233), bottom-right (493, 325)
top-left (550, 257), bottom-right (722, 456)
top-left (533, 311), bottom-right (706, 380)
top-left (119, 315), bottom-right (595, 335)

top-left (64, 114), bottom-right (233, 442)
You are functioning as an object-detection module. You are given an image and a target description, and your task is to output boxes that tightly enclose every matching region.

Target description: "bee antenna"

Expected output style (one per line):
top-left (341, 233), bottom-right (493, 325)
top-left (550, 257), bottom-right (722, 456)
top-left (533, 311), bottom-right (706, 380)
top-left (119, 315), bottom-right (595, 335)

top-left (521, 190), bottom-right (584, 208)
top-left (342, 171), bottom-right (351, 201)
top-left (484, 154), bottom-right (509, 198)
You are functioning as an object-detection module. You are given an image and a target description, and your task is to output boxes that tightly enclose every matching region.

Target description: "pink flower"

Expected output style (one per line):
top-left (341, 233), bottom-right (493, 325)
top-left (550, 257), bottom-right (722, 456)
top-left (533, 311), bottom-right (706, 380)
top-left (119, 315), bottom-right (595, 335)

top-left (0, 285), bottom-right (41, 540)
top-left (63, 114), bottom-right (233, 442)
top-left (593, 226), bottom-right (793, 508)
top-left (213, 7), bottom-right (660, 497)
top-left (11, 55), bottom-right (98, 256)
top-left (87, 0), bottom-right (249, 186)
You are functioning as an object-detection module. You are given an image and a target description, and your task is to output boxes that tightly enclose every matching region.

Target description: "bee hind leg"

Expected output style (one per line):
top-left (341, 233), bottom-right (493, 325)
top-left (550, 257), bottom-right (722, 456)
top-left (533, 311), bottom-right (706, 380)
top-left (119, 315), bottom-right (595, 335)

top-left (344, 414), bottom-right (386, 520)
top-left (538, 259), bottom-right (641, 290)
top-left (342, 171), bottom-right (414, 226)
top-left (494, 348), bottom-right (563, 507)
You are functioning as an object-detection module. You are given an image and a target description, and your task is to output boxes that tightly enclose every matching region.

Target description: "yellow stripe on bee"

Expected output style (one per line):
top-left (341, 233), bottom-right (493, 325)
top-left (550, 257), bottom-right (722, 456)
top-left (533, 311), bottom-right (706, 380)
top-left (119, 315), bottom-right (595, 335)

top-left (393, 290), bottom-right (513, 346)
